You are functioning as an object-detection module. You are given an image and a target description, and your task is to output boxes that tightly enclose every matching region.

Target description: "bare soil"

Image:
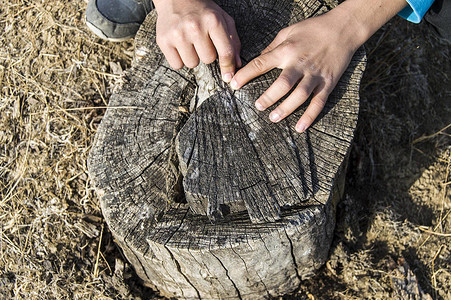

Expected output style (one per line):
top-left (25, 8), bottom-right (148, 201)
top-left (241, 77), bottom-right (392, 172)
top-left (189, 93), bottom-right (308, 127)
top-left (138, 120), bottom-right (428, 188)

top-left (0, 0), bottom-right (449, 299)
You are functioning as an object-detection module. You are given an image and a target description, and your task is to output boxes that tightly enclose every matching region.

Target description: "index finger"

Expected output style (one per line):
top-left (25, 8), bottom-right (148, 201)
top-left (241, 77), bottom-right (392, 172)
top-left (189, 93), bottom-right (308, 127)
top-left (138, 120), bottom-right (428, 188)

top-left (230, 52), bottom-right (277, 90)
top-left (209, 20), bottom-right (238, 82)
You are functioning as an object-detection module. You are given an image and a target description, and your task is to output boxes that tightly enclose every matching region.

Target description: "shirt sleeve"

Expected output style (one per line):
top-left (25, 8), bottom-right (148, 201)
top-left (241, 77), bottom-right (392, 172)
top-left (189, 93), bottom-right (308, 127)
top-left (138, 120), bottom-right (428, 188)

top-left (398, 0), bottom-right (435, 23)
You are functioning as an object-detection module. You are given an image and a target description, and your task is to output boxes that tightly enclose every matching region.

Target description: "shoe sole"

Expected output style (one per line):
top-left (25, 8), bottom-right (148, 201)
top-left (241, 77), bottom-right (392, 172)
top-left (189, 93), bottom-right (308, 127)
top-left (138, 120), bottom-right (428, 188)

top-left (86, 21), bottom-right (134, 42)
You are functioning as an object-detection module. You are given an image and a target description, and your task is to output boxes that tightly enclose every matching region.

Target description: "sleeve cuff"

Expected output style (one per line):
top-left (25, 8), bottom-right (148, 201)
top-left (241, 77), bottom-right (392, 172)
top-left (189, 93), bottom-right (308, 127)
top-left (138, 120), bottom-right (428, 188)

top-left (398, 0), bottom-right (435, 23)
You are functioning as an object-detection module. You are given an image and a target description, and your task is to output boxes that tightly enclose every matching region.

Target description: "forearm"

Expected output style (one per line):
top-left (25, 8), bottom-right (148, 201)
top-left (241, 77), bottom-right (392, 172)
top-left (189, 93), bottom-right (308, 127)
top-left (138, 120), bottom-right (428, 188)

top-left (152, 0), bottom-right (166, 11)
top-left (153, 0), bottom-right (184, 12)
top-left (152, 0), bottom-right (209, 13)
top-left (329, 0), bottom-right (408, 49)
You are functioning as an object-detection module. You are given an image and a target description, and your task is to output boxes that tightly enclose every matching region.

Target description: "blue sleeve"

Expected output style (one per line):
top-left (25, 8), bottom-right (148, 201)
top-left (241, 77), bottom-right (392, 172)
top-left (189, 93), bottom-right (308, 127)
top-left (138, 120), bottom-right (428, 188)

top-left (398, 0), bottom-right (435, 23)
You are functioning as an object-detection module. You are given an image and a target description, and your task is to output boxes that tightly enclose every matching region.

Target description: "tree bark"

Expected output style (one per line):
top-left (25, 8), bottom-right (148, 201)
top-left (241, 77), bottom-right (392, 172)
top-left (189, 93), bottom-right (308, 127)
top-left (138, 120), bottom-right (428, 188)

top-left (88, 0), bottom-right (366, 298)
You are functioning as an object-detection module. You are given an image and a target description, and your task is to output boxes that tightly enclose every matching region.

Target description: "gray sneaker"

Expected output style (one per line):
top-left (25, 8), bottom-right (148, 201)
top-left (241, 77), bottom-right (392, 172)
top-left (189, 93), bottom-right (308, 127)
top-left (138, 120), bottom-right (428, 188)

top-left (86, 0), bottom-right (153, 41)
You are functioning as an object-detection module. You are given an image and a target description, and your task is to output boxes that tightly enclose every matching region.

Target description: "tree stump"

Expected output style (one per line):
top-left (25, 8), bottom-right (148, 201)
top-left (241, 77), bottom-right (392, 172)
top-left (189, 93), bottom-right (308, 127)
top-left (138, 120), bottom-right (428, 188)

top-left (88, 0), bottom-right (366, 298)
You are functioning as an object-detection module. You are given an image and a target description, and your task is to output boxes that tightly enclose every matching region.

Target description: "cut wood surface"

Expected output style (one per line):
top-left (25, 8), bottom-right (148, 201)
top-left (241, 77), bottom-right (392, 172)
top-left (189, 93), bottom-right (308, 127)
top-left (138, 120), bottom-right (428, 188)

top-left (88, 0), bottom-right (366, 298)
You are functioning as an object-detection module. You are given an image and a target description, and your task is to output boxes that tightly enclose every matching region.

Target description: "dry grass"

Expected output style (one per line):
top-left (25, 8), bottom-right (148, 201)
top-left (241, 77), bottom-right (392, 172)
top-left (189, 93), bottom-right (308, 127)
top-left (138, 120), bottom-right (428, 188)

top-left (0, 0), bottom-right (449, 299)
top-left (0, 0), bottom-right (152, 298)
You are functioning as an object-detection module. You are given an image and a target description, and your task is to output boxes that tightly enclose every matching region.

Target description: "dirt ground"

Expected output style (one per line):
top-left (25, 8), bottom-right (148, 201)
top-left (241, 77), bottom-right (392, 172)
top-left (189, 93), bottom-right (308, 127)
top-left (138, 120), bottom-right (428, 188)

top-left (0, 0), bottom-right (449, 299)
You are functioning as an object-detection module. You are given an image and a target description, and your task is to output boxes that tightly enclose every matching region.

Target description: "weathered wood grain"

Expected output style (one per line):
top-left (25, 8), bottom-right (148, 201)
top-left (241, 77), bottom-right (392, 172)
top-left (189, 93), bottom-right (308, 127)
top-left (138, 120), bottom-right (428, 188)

top-left (88, 0), bottom-right (366, 298)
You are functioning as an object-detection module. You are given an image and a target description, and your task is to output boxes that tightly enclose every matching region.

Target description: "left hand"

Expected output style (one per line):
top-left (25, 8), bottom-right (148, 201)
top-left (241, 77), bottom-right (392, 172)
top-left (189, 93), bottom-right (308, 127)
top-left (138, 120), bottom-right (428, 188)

top-left (153, 0), bottom-right (241, 81)
top-left (230, 12), bottom-right (361, 133)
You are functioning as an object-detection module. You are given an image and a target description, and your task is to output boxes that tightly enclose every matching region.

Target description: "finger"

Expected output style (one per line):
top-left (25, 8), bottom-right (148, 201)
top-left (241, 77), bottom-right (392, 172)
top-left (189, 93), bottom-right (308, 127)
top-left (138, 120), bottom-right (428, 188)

top-left (235, 53), bottom-right (242, 68)
top-left (209, 20), bottom-right (238, 81)
top-left (230, 51), bottom-right (277, 90)
top-left (261, 29), bottom-right (287, 55)
top-left (295, 82), bottom-right (332, 133)
top-left (177, 43), bottom-right (200, 69)
top-left (223, 15), bottom-right (242, 68)
top-left (268, 75), bottom-right (319, 123)
top-left (254, 68), bottom-right (300, 112)
top-left (193, 37), bottom-right (217, 65)
top-left (159, 44), bottom-right (184, 69)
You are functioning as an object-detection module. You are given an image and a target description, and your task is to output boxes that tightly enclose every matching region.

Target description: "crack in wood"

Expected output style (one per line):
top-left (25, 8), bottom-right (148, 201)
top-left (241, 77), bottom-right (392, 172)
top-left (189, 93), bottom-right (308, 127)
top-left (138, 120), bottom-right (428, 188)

top-left (230, 245), bottom-right (271, 298)
top-left (121, 241), bottom-right (152, 282)
top-left (210, 252), bottom-right (243, 300)
top-left (163, 208), bottom-right (190, 246)
top-left (123, 146), bottom-right (171, 186)
top-left (283, 228), bottom-right (302, 283)
top-left (164, 245), bottom-right (202, 299)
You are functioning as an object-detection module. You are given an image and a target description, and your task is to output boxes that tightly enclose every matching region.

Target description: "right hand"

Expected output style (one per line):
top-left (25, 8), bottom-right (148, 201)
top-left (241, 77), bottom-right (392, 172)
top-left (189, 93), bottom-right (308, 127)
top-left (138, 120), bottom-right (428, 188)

top-left (153, 0), bottom-right (241, 82)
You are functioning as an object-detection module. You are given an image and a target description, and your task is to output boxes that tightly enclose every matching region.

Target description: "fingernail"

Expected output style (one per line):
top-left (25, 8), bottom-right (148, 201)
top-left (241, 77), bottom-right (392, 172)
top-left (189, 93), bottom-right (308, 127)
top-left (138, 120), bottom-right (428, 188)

top-left (230, 79), bottom-right (239, 90)
top-left (269, 112), bottom-right (281, 123)
top-left (255, 102), bottom-right (265, 111)
top-left (296, 122), bottom-right (307, 133)
top-left (223, 73), bottom-right (232, 83)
